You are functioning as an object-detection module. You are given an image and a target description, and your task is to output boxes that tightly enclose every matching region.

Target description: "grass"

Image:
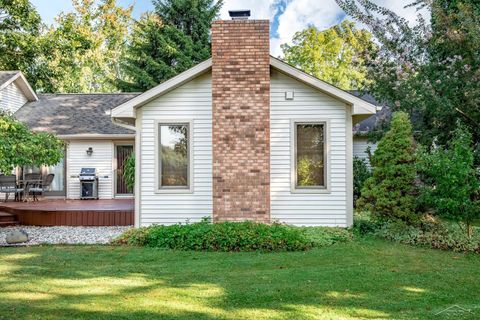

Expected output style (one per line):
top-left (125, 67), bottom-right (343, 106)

top-left (0, 239), bottom-right (479, 320)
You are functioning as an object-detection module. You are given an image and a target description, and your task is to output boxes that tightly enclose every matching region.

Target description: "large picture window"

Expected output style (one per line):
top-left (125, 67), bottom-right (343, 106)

top-left (294, 122), bottom-right (326, 189)
top-left (158, 123), bottom-right (190, 189)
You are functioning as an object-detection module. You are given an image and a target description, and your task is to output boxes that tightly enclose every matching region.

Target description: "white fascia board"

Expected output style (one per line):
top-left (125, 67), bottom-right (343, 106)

top-left (0, 72), bottom-right (38, 101)
top-left (269, 57), bottom-right (376, 115)
top-left (111, 58), bottom-right (212, 119)
top-left (58, 134), bottom-right (136, 140)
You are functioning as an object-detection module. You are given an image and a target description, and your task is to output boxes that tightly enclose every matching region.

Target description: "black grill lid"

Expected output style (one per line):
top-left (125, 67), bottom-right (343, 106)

top-left (80, 168), bottom-right (97, 175)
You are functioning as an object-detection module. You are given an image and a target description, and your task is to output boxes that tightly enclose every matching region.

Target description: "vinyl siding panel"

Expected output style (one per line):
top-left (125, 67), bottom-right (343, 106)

top-left (139, 73), bottom-right (212, 226)
top-left (0, 82), bottom-right (28, 113)
top-left (66, 140), bottom-right (114, 199)
top-left (270, 70), bottom-right (349, 227)
top-left (353, 137), bottom-right (377, 167)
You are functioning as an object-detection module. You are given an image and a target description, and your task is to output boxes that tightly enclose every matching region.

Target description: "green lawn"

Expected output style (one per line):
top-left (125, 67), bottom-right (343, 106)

top-left (0, 239), bottom-right (479, 320)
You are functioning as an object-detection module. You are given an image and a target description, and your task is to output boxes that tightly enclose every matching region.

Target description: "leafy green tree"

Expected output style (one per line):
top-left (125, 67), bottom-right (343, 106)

top-left (0, 0), bottom-right (42, 88)
top-left (0, 112), bottom-right (64, 173)
top-left (281, 20), bottom-right (376, 90)
top-left (336, 0), bottom-right (480, 150)
top-left (357, 112), bottom-right (418, 223)
top-left (38, 0), bottom-right (132, 93)
top-left (417, 124), bottom-right (480, 237)
top-left (117, 0), bottom-right (222, 91)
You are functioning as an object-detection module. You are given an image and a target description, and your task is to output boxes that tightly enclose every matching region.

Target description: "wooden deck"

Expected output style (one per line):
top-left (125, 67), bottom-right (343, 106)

top-left (0, 199), bottom-right (134, 226)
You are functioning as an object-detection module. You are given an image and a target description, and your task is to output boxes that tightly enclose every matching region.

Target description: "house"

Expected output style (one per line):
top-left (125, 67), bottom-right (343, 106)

top-left (110, 13), bottom-right (377, 227)
top-left (0, 71), bottom-right (138, 199)
top-left (0, 13), bottom-right (383, 227)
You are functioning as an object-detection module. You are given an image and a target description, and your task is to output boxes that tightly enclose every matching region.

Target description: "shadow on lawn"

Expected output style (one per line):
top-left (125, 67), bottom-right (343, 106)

top-left (0, 241), bottom-right (479, 320)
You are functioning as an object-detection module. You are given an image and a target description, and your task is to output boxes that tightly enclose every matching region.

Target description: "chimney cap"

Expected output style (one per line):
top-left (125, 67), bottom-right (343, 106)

top-left (228, 10), bottom-right (251, 20)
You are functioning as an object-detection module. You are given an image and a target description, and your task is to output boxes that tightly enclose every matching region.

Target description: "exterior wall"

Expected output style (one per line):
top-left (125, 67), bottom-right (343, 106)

top-left (66, 140), bottom-right (115, 199)
top-left (270, 69), bottom-right (350, 227)
top-left (138, 73), bottom-right (212, 226)
top-left (353, 136), bottom-right (377, 167)
top-left (211, 19), bottom-right (271, 222)
top-left (0, 82), bottom-right (28, 114)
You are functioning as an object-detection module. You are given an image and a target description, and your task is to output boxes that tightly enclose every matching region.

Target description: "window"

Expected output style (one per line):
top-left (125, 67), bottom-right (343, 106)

top-left (294, 122), bottom-right (326, 189)
top-left (158, 123), bottom-right (190, 189)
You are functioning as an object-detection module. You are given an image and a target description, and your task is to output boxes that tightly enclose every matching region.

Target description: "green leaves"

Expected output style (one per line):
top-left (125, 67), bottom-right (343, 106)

top-left (0, 112), bottom-right (64, 173)
top-left (357, 112), bottom-right (419, 223)
top-left (117, 0), bottom-right (222, 92)
top-left (281, 20), bottom-right (376, 90)
top-left (417, 124), bottom-right (480, 235)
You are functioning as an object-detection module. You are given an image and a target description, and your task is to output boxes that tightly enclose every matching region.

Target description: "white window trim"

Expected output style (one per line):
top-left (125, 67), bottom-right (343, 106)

top-left (154, 119), bottom-right (194, 194)
top-left (290, 119), bottom-right (331, 194)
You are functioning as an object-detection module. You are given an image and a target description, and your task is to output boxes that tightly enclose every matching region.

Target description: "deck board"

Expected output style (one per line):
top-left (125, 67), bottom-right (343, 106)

top-left (0, 199), bottom-right (134, 226)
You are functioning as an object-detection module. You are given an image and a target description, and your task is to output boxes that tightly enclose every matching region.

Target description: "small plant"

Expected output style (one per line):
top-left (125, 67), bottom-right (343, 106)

top-left (353, 156), bottom-right (371, 205)
top-left (357, 112), bottom-right (419, 224)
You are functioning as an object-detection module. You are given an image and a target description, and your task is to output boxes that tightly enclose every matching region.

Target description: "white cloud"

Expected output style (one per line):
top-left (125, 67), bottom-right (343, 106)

top-left (221, 0), bottom-right (429, 57)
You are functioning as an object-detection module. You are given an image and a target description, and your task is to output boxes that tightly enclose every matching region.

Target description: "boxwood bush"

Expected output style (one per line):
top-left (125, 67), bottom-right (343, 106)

top-left (113, 221), bottom-right (352, 252)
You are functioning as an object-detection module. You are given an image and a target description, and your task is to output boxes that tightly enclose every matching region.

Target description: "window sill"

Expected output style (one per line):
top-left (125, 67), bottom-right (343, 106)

top-left (290, 187), bottom-right (331, 194)
top-left (154, 188), bottom-right (193, 194)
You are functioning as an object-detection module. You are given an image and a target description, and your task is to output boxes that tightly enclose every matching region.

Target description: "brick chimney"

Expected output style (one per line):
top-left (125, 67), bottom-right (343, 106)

top-left (211, 13), bottom-right (270, 222)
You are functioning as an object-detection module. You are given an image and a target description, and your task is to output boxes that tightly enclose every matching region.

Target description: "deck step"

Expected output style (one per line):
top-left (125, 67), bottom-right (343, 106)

top-left (0, 211), bottom-right (18, 226)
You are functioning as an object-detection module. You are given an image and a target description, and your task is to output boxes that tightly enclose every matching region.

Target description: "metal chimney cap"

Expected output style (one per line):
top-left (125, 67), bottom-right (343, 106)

top-left (228, 10), bottom-right (251, 20)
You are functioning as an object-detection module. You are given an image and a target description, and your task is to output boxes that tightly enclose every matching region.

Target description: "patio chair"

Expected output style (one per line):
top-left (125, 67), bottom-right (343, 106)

top-left (29, 174), bottom-right (55, 201)
top-left (0, 175), bottom-right (24, 202)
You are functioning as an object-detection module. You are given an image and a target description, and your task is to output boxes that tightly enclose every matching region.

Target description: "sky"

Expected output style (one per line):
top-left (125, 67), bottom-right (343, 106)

top-left (30, 0), bottom-right (426, 57)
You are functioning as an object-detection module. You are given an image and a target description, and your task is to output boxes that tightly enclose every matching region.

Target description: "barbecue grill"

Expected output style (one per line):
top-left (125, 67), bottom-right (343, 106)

top-left (79, 168), bottom-right (99, 199)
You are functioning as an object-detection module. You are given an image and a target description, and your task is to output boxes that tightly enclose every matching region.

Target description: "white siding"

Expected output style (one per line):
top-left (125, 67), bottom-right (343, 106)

top-left (138, 73), bottom-right (212, 226)
top-left (66, 140), bottom-right (114, 199)
top-left (270, 70), bottom-right (349, 227)
top-left (353, 137), bottom-right (377, 167)
top-left (0, 82), bottom-right (28, 113)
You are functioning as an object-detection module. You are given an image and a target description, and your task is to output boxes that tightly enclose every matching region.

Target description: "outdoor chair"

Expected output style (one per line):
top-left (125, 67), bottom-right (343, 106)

top-left (0, 175), bottom-right (24, 202)
top-left (29, 174), bottom-right (55, 201)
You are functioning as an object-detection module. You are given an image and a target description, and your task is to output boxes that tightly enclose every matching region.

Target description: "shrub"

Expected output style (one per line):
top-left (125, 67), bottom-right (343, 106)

top-left (113, 221), bottom-right (353, 252)
top-left (357, 112), bottom-right (419, 224)
top-left (353, 156), bottom-right (371, 205)
top-left (417, 124), bottom-right (480, 237)
top-left (375, 220), bottom-right (480, 253)
top-left (352, 211), bottom-right (382, 236)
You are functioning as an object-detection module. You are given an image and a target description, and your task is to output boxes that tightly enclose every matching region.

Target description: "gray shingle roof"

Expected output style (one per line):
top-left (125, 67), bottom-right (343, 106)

top-left (15, 93), bottom-right (139, 135)
top-left (349, 90), bottom-right (391, 135)
top-left (0, 71), bottom-right (19, 87)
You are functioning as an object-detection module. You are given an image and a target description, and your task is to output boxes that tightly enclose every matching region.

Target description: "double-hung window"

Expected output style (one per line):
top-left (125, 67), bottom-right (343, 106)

top-left (293, 122), bottom-right (327, 190)
top-left (157, 122), bottom-right (192, 191)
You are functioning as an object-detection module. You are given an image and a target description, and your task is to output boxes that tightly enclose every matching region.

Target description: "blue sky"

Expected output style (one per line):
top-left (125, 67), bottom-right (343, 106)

top-left (30, 0), bottom-right (425, 56)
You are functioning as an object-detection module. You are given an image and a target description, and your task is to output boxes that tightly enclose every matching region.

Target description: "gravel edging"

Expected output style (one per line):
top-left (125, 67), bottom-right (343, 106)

top-left (0, 226), bottom-right (132, 246)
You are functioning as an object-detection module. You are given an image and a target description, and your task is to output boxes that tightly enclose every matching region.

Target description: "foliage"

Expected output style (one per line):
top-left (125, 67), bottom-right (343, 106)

top-left (37, 0), bottom-right (132, 93)
top-left (114, 220), bottom-right (313, 252)
top-left (296, 157), bottom-right (323, 187)
top-left (114, 221), bottom-right (353, 252)
top-left (353, 156), bottom-right (371, 204)
top-left (117, 0), bottom-right (222, 91)
top-left (0, 112), bottom-right (64, 173)
top-left (417, 124), bottom-right (480, 236)
top-left (281, 20), bottom-right (376, 90)
top-left (336, 0), bottom-right (480, 152)
top-left (375, 220), bottom-right (480, 253)
top-left (0, 0), bottom-right (42, 88)
top-left (123, 153), bottom-right (135, 191)
top-left (357, 112), bottom-right (419, 223)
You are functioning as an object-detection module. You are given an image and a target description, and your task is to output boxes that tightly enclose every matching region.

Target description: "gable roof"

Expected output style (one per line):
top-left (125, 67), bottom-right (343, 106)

top-left (0, 71), bottom-right (37, 101)
top-left (15, 93), bottom-right (139, 137)
top-left (111, 57), bottom-right (377, 119)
